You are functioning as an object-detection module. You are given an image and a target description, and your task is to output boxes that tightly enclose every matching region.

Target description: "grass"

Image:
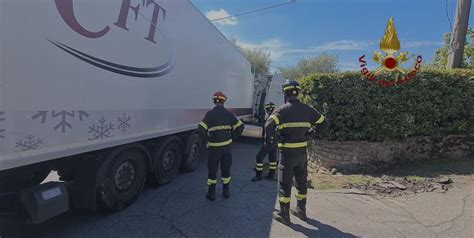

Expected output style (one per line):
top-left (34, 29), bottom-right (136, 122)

top-left (405, 175), bottom-right (426, 182)
top-left (310, 158), bottom-right (474, 190)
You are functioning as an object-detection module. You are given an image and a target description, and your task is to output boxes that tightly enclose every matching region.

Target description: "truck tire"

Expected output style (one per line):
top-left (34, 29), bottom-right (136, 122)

top-left (181, 133), bottom-right (203, 172)
top-left (150, 138), bottom-right (182, 185)
top-left (98, 149), bottom-right (147, 211)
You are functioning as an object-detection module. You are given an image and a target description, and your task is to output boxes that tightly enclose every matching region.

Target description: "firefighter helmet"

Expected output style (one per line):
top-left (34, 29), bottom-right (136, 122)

top-left (264, 102), bottom-right (276, 110)
top-left (212, 91), bottom-right (227, 103)
top-left (282, 80), bottom-right (301, 95)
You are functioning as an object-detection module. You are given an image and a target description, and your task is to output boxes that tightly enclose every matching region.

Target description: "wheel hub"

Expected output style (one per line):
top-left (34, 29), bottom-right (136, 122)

top-left (190, 144), bottom-right (199, 162)
top-left (162, 151), bottom-right (175, 172)
top-left (114, 161), bottom-right (136, 191)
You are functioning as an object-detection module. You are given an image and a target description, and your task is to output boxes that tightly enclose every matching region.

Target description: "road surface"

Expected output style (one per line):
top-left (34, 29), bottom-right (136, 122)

top-left (2, 141), bottom-right (473, 238)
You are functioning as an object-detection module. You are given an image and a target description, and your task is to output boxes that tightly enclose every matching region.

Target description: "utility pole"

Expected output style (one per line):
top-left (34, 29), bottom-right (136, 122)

top-left (447, 0), bottom-right (472, 68)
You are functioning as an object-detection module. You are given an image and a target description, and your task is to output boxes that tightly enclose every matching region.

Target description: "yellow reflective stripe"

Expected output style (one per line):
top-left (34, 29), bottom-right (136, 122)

top-left (269, 115), bottom-right (280, 125)
top-left (256, 167), bottom-right (263, 171)
top-left (207, 179), bottom-right (217, 185)
top-left (199, 122), bottom-right (208, 130)
top-left (269, 166), bottom-right (277, 170)
top-left (283, 86), bottom-right (301, 91)
top-left (208, 125), bottom-right (232, 132)
top-left (278, 141), bottom-right (308, 148)
top-left (315, 115), bottom-right (325, 124)
top-left (277, 122), bottom-right (311, 130)
top-left (279, 196), bottom-right (291, 203)
top-left (213, 96), bottom-right (227, 100)
top-left (222, 177), bottom-right (231, 184)
top-left (269, 162), bottom-right (277, 165)
top-left (232, 120), bottom-right (243, 130)
top-left (208, 139), bottom-right (232, 147)
top-left (296, 193), bottom-right (307, 200)
top-left (256, 163), bottom-right (264, 167)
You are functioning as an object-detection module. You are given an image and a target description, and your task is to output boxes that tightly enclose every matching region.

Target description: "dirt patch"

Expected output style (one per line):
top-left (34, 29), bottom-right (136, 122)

top-left (309, 173), bottom-right (381, 190)
top-left (309, 158), bottom-right (474, 196)
top-left (343, 175), bottom-right (453, 196)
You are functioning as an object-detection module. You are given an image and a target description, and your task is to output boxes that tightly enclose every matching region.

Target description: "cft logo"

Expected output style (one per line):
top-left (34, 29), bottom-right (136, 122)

top-left (359, 17), bottom-right (422, 87)
top-left (52, 0), bottom-right (174, 78)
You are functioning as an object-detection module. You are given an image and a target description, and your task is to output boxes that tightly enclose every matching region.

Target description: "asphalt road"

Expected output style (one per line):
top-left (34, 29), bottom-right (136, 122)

top-left (2, 141), bottom-right (473, 238)
top-left (4, 141), bottom-right (352, 238)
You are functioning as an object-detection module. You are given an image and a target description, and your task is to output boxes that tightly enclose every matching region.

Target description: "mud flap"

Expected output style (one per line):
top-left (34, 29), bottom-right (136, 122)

top-left (20, 182), bottom-right (68, 224)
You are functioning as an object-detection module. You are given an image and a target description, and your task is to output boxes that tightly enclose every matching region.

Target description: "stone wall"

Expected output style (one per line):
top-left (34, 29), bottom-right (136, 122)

top-left (307, 134), bottom-right (474, 173)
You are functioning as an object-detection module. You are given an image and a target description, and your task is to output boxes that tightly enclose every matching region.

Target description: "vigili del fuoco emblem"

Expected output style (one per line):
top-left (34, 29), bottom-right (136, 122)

top-left (359, 17), bottom-right (423, 87)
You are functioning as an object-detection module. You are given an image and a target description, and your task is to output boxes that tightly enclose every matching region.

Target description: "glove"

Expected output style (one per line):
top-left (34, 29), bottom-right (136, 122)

top-left (306, 128), bottom-right (319, 138)
top-left (265, 133), bottom-right (280, 149)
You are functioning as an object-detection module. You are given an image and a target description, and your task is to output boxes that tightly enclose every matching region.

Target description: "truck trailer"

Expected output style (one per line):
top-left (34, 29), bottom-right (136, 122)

top-left (0, 0), bottom-right (271, 223)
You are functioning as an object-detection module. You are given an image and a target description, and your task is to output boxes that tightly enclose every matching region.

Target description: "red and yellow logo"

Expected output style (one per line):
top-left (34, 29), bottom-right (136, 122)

top-left (359, 17), bottom-right (423, 87)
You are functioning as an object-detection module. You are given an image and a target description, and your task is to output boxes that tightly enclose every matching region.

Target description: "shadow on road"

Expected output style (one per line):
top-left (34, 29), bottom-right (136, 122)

top-left (1, 141), bottom-right (358, 238)
top-left (290, 217), bottom-right (356, 238)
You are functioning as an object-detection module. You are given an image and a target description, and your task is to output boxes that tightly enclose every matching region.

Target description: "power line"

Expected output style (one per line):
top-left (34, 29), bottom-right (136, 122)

top-left (210, 0), bottom-right (296, 22)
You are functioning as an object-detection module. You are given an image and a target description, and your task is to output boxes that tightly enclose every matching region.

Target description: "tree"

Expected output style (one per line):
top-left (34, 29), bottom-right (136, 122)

top-left (229, 38), bottom-right (271, 76)
top-left (432, 27), bottom-right (474, 68)
top-left (276, 53), bottom-right (338, 80)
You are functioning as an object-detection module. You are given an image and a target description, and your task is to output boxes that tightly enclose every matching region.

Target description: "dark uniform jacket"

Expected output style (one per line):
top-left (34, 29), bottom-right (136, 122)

top-left (265, 99), bottom-right (327, 149)
top-left (198, 106), bottom-right (244, 147)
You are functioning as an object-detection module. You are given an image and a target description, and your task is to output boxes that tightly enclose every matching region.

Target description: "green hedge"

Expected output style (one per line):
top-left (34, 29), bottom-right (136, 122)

top-left (300, 69), bottom-right (474, 141)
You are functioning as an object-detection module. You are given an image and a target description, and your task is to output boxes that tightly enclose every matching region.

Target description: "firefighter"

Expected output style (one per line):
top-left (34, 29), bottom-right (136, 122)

top-left (265, 80), bottom-right (328, 225)
top-left (198, 91), bottom-right (244, 201)
top-left (252, 102), bottom-right (278, 182)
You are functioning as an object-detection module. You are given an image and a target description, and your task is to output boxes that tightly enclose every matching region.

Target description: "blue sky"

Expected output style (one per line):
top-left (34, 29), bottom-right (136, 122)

top-left (193, 0), bottom-right (474, 71)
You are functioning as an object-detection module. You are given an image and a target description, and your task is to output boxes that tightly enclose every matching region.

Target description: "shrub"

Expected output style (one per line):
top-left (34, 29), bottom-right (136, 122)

top-left (300, 69), bottom-right (474, 141)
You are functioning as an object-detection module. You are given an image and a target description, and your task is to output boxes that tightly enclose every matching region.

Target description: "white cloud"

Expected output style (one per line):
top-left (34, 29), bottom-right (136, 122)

top-left (338, 62), bottom-right (360, 71)
top-left (237, 38), bottom-right (287, 59)
top-left (205, 9), bottom-right (238, 26)
top-left (234, 38), bottom-right (371, 60)
top-left (283, 40), bottom-right (373, 54)
top-left (233, 37), bottom-right (442, 61)
top-left (314, 40), bottom-right (373, 51)
top-left (403, 41), bottom-right (443, 48)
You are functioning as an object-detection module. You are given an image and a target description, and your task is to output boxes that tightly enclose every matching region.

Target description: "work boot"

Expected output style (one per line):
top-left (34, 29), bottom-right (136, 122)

top-left (291, 200), bottom-right (307, 221)
top-left (264, 170), bottom-right (276, 180)
top-left (206, 184), bottom-right (216, 201)
top-left (251, 170), bottom-right (263, 182)
top-left (273, 203), bottom-right (291, 226)
top-left (223, 184), bottom-right (230, 198)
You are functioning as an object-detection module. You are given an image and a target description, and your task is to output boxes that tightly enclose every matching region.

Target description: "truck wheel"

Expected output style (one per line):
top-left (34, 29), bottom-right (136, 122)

top-left (98, 149), bottom-right (147, 211)
top-left (150, 138), bottom-right (182, 185)
top-left (182, 133), bottom-right (203, 172)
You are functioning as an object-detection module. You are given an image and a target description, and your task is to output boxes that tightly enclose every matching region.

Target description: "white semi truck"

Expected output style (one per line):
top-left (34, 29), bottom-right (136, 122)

top-left (0, 0), bottom-right (279, 223)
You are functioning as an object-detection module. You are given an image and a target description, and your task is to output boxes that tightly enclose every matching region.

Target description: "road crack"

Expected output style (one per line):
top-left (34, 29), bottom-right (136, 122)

top-left (430, 194), bottom-right (473, 234)
top-left (141, 185), bottom-right (189, 238)
top-left (398, 205), bottom-right (439, 238)
top-left (175, 185), bottom-right (273, 218)
top-left (324, 196), bottom-right (407, 237)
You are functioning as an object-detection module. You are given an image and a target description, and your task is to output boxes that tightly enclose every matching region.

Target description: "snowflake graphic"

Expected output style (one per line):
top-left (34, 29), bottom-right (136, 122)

top-left (0, 112), bottom-right (5, 139)
top-left (16, 134), bottom-right (43, 151)
top-left (117, 113), bottom-right (131, 132)
top-left (32, 110), bottom-right (89, 133)
top-left (89, 117), bottom-right (114, 140)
